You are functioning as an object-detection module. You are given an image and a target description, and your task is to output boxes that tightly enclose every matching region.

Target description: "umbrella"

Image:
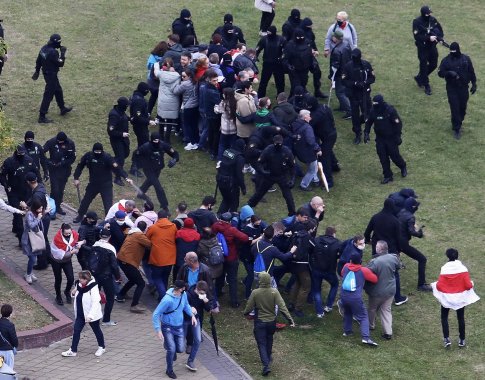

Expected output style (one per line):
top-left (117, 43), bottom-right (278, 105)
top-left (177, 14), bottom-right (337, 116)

top-left (209, 312), bottom-right (220, 356)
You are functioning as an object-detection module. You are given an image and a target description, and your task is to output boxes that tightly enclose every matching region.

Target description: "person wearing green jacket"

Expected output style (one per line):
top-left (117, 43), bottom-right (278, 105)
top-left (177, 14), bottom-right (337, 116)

top-left (243, 272), bottom-right (294, 376)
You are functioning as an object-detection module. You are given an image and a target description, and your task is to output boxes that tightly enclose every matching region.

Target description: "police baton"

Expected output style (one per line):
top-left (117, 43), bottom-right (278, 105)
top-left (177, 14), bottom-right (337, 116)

top-left (127, 179), bottom-right (153, 206)
top-left (75, 184), bottom-right (82, 205)
top-left (327, 66), bottom-right (338, 107)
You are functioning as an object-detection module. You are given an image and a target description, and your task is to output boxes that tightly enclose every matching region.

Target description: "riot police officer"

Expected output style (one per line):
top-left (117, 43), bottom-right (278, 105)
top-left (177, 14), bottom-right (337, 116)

top-left (364, 95), bottom-right (407, 184)
top-left (134, 132), bottom-right (179, 211)
top-left (107, 97), bottom-right (130, 186)
top-left (21, 131), bottom-right (48, 180)
top-left (73, 143), bottom-right (133, 223)
top-left (301, 17), bottom-right (327, 99)
top-left (0, 145), bottom-right (40, 243)
top-left (438, 42), bottom-right (477, 140)
top-left (172, 9), bottom-right (198, 47)
top-left (283, 29), bottom-right (314, 96)
top-left (32, 33), bottom-right (72, 123)
top-left (216, 139), bottom-right (246, 214)
top-left (129, 82), bottom-right (157, 176)
top-left (412, 5), bottom-right (444, 95)
top-left (43, 131), bottom-right (76, 215)
top-left (342, 48), bottom-right (375, 144)
top-left (248, 134), bottom-right (296, 216)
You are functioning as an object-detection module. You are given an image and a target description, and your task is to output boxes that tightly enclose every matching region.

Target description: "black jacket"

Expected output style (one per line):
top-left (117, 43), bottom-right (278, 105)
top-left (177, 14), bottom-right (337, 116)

top-left (22, 141), bottom-right (48, 175)
top-left (284, 40), bottom-right (313, 71)
top-left (0, 154), bottom-right (40, 193)
top-left (256, 34), bottom-right (285, 64)
top-left (176, 263), bottom-right (213, 294)
top-left (438, 53), bottom-right (476, 88)
top-left (412, 15), bottom-right (443, 48)
top-left (35, 43), bottom-right (65, 74)
top-left (172, 18), bottom-right (197, 47)
top-left (74, 151), bottom-right (126, 185)
top-left (214, 24), bottom-right (246, 50)
top-left (311, 235), bottom-right (341, 273)
top-left (217, 148), bottom-right (246, 193)
top-left (233, 53), bottom-right (259, 75)
top-left (365, 103), bottom-right (402, 141)
top-left (310, 104), bottom-right (336, 142)
top-left (0, 317), bottom-right (18, 350)
top-left (43, 137), bottom-right (76, 169)
top-left (330, 41), bottom-right (352, 78)
top-left (130, 90), bottom-right (150, 129)
top-left (256, 144), bottom-right (295, 180)
top-left (185, 285), bottom-right (213, 322)
top-left (251, 238), bottom-right (293, 276)
top-left (273, 102), bottom-right (298, 127)
top-left (397, 209), bottom-right (423, 241)
top-left (134, 141), bottom-right (179, 170)
top-left (282, 17), bottom-right (302, 41)
top-left (342, 59), bottom-right (375, 99)
top-left (187, 208), bottom-right (217, 231)
top-left (107, 106), bottom-right (130, 143)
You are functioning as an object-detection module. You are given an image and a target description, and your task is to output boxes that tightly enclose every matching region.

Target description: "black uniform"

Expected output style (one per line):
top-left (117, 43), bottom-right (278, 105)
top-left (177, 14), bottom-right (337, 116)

top-left (214, 15), bottom-right (246, 50)
top-left (74, 144), bottom-right (128, 218)
top-left (216, 139), bottom-right (246, 214)
top-left (364, 96), bottom-right (406, 183)
top-left (134, 133), bottom-right (179, 210)
top-left (0, 148), bottom-right (40, 239)
top-left (283, 29), bottom-right (314, 95)
top-left (248, 140), bottom-right (296, 216)
top-left (130, 85), bottom-right (151, 147)
top-left (437, 42), bottom-right (476, 138)
top-left (412, 6), bottom-right (444, 92)
top-left (172, 10), bottom-right (198, 47)
top-left (33, 34), bottom-right (69, 120)
top-left (256, 26), bottom-right (286, 98)
top-left (43, 132), bottom-right (76, 213)
top-left (107, 98), bottom-right (130, 183)
top-left (22, 133), bottom-right (48, 180)
top-left (301, 18), bottom-right (325, 98)
top-left (342, 49), bottom-right (375, 140)
top-left (282, 10), bottom-right (302, 42)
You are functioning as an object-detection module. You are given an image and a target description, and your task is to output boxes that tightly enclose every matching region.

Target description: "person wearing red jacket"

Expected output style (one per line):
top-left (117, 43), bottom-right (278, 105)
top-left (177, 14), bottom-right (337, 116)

top-left (174, 218), bottom-right (200, 280)
top-left (211, 212), bottom-right (249, 308)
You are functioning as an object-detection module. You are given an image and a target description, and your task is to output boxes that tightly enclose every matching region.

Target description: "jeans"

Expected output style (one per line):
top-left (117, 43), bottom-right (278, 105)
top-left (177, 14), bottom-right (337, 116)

top-left (27, 255), bottom-right (37, 275)
top-left (289, 270), bottom-right (311, 311)
top-left (118, 261), bottom-right (145, 307)
top-left (341, 296), bottom-right (371, 340)
top-left (51, 259), bottom-right (74, 297)
top-left (183, 319), bottom-right (202, 364)
top-left (198, 113), bottom-right (208, 149)
top-left (183, 107), bottom-right (199, 144)
top-left (394, 270), bottom-right (404, 302)
top-left (334, 77), bottom-right (351, 114)
top-left (254, 319), bottom-right (276, 369)
top-left (216, 260), bottom-right (239, 306)
top-left (151, 265), bottom-right (173, 301)
top-left (162, 324), bottom-right (185, 373)
top-left (71, 317), bottom-right (104, 352)
top-left (97, 276), bottom-right (115, 323)
top-left (300, 160), bottom-right (319, 189)
top-left (310, 269), bottom-right (339, 315)
top-left (441, 306), bottom-right (465, 340)
top-left (217, 133), bottom-right (237, 161)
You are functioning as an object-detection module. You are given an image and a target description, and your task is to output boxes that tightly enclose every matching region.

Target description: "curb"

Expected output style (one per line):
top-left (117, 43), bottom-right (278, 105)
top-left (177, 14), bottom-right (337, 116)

top-left (0, 258), bottom-right (73, 350)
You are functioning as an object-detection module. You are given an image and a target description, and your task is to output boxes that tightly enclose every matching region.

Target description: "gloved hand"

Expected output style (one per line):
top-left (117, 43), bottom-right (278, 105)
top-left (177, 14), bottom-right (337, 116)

top-left (364, 132), bottom-right (370, 144)
top-left (60, 46), bottom-right (67, 56)
top-left (168, 158), bottom-right (177, 168)
top-left (446, 70), bottom-right (458, 79)
top-left (471, 83), bottom-right (477, 94)
top-left (417, 228), bottom-right (424, 238)
top-left (43, 173), bottom-right (50, 182)
top-left (32, 71), bottom-right (40, 81)
top-left (287, 64), bottom-right (295, 72)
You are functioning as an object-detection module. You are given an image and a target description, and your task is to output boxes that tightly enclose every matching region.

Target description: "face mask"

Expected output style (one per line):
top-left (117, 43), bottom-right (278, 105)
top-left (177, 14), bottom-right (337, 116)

top-left (198, 293), bottom-right (207, 300)
top-left (116, 220), bottom-right (125, 226)
top-left (274, 144), bottom-right (282, 150)
top-left (93, 151), bottom-right (102, 157)
top-left (15, 153), bottom-right (25, 159)
top-left (24, 140), bottom-right (34, 147)
top-left (63, 234), bottom-right (71, 240)
top-left (357, 243), bottom-right (365, 251)
top-left (337, 20), bottom-right (344, 27)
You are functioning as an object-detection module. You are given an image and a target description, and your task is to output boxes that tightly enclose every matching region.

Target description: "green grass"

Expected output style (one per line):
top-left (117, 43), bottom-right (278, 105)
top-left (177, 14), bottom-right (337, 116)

top-left (1, 1), bottom-right (484, 379)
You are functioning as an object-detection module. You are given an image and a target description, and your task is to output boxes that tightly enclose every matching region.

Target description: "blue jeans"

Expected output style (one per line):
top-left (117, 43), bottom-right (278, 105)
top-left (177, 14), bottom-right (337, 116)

top-left (254, 319), bottom-right (276, 369)
top-left (198, 113), bottom-right (208, 149)
top-left (183, 319), bottom-right (201, 364)
top-left (151, 265), bottom-right (173, 301)
top-left (27, 255), bottom-right (37, 275)
top-left (335, 77), bottom-right (351, 113)
top-left (311, 269), bottom-right (339, 315)
top-left (217, 133), bottom-right (237, 161)
top-left (162, 324), bottom-right (185, 373)
top-left (300, 160), bottom-right (319, 188)
top-left (0, 350), bottom-right (14, 369)
top-left (183, 107), bottom-right (199, 144)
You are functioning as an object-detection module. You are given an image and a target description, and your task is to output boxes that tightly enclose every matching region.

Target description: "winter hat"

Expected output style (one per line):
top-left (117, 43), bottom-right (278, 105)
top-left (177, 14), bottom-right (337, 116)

top-left (332, 30), bottom-right (344, 40)
top-left (115, 210), bottom-right (127, 219)
top-left (400, 188), bottom-right (418, 198)
top-left (450, 42), bottom-right (461, 55)
top-left (49, 34), bottom-right (61, 44)
top-left (304, 94), bottom-right (319, 111)
top-left (268, 25), bottom-right (277, 35)
top-left (99, 228), bottom-right (111, 238)
top-left (25, 172), bottom-right (37, 182)
top-left (273, 134), bottom-right (284, 144)
top-left (373, 94), bottom-right (384, 104)
top-left (183, 218), bottom-right (195, 229)
top-left (294, 28), bottom-right (305, 40)
top-left (302, 18), bottom-right (313, 28)
top-left (137, 82), bottom-right (150, 95)
top-left (24, 131), bottom-right (35, 140)
top-left (56, 131), bottom-right (67, 142)
top-left (92, 142), bottom-right (103, 152)
top-left (420, 5), bottom-right (432, 16)
top-left (16, 144), bottom-right (26, 154)
top-left (180, 9), bottom-right (191, 18)
top-left (85, 211), bottom-right (99, 220)
top-left (350, 251), bottom-right (362, 264)
top-left (220, 212), bottom-right (233, 222)
top-left (117, 97), bottom-right (130, 108)
top-left (290, 9), bottom-right (301, 20)
top-left (232, 138), bottom-right (246, 152)
top-left (224, 13), bottom-right (233, 23)
top-left (404, 197), bottom-right (420, 212)
top-left (294, 86), bottom-right (305, 97)
top-left (151, 131), bottom-right (160, 141)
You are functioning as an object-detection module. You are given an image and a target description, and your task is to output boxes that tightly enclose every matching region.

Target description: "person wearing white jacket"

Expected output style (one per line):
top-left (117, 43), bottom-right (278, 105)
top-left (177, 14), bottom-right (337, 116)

top-left (255, 0), bottom-right (276, 36)
top-left (61, 270), bottom-right (106, 357)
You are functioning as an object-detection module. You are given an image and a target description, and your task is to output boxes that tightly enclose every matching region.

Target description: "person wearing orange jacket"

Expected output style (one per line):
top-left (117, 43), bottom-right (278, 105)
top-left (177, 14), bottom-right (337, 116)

top-left (146, 210), bottom-right (177, 300)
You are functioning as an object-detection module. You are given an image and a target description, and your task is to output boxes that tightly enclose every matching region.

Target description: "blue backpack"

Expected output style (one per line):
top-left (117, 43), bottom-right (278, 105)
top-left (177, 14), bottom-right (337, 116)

top-left (342, 270), bottom-right (357, 292)
top-left (253, 241), bottom-right (273, 274)
top-left (216, 232), bottom-right (229, 257)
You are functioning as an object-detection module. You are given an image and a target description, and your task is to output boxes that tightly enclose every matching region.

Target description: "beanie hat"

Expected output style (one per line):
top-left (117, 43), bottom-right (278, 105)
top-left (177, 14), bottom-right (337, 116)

top-left (137, 82), bottom-right (150, 94)
top-left (56, 131), bottom-right (67, 141)
top-left (224, 13), bottom-right (233, 23)
top-left (273, 134), bottom-right (284, 144)
top-left (25, 172), bottom-right (37, 182)
top-left (373, 94), bottom-right (384, 104)
top-left (220, 212), bottom-right (232, 222)
top-left (180, 9), bottom-right (191, 18)
top-left (85, 211), bottom-right (99, 220)
top-left (294, 28), bottom-right (305, 39)
top-left (232, 138), bottom-right (246, 152)
top-left (268, 25), bottom-right (277, 35)
top-left (24, 131), bottom-right (35, 140)
top-left (183, 218), bottom-right (195, 229)
top-left (332, 30), bottom-right (344, 40)
top-left (100, 228), bottom-right (111, 238)
top-left (350, 251), bottom-right (362, 264)
top-left (404, 197), bottom-right (420, 212)
top-left (302, 17), bottom-right (313, 28)
top-left (290, 9), bottom-right (301, 19)
top-left (49, 34), bottom-right (61, 44)
top-left (117, 97), bottom-right (130, 108)
top-left (92, 142), bottom-right (103, 151)
top-left (222, 53), bottom-right (233, 65)
top-left (115, 210), bottom-right (126, 219)
top-left (16, 144), bottom-right (26, 154)
top-left (304, 94), bottom-right (319, 110)
top-left (151, 131), bottom-right (160, 141)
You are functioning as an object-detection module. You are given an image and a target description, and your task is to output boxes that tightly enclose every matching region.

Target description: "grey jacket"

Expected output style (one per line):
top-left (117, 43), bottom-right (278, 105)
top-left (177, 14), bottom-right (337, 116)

top-left (173, 79), bottom-right (199, 109)
top-left (21, 211), bottom-right (45, 257)
top-left (154, 64), bottom-right (181, 119)
top-left (365, 253), bottom-right (400, 298)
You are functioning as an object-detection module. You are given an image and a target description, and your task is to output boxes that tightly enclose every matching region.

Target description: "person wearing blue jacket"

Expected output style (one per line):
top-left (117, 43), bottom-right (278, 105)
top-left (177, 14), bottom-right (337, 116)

top-left (152, 280), bottom-right (196, 379)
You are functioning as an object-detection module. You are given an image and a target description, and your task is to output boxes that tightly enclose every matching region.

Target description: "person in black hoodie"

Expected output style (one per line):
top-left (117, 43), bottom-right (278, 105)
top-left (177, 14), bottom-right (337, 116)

top-left (107, 97), bottom-right (130, 187)
top-left (188, 196), bottom-right (218, 232)
top-left (0, 304), bottom-right (18, 370)
top-left (287, 86), bottom-right (308, 113)
top-left (329, 30), bottom-right (352, 119)
top-left (172, 9), bottom-right (198, 48)
top-left (284, 29), bottom-right (313, 96)
top-left (282, 9), bottom-right (301, 41)
top-left (397, 197), bottom-right (431, 291)
top-left (214, 14), bottom-right (246, 50)
top-left (301, 17), bottom-right (326, 99)
top-left (272, 92), bottom-right (298, 127)
top-left (77, 211), bottom-right (99, 270)
top-left (310, 226), bottom-right (342, 316)
top-left (256, 25), bottom-right (286, 98)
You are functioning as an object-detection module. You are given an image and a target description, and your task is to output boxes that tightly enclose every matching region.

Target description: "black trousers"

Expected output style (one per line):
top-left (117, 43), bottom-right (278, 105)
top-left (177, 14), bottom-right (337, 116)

top-left (140, 168), bottom-right (168, 209)
top-left (258, 62), bottom-right (285, 98)
top-left (51, 259), bottom-right (74, 297)
top-left (217, 175), bottom-right (240, 214)
top-left (289, 69), bottom-right (309, 96)
top-left (40, 72), bottom-right (65, 115)
top-left (157, 117), bottom-right (179, 144)
top-left (446, 85), bottom-right (469, 131)
top-left (148, 88), bottom-right (158, 115)
top-left (215, 260), bottom-right (239, 306)
top-left (49, 166), bottom-right (71, 210)
top-left (441, 306), bottom-right (465, 340)
top-left (97, 276), bottom-right (115, 323)
top-left (248, 176), bottom-right (295, 216)
top-left (375, 139), bottom-right (406, 179)
top-left (133, 126), bottom-right (150, 147)
top-left (259, 10), bottom-right (275, 33)
top-left (309, 61), bottom-right (322, 93)
top-left (207, 117), bottom-right (221, 156)
top-left (6, 191), bottom-right (26, 239)
top-left (118, 260), bottom-right (145, 307)
top-left (254, 319), bottom-right (276, 369)
top-left (110, 138), bottom-right (129, 175)
top-left (350, 92), bottom-right (371, 135)
top-left (416, 45), bottom-right (438, 86)
top-left (401, 242), bottom-right (427, 287)
top-left (320, 132), bottom-right (337, 187)
top-left (77, 182), bottom-right (113, 217)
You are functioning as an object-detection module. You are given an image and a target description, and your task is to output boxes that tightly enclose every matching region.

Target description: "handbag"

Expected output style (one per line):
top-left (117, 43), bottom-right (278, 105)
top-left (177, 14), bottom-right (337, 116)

top-left (28, 222), bottom-right (46, 253)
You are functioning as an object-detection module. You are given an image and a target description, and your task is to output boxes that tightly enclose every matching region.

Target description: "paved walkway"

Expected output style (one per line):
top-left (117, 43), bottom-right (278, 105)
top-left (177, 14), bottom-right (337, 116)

top-left (0, 189), bottom-right (252, 380)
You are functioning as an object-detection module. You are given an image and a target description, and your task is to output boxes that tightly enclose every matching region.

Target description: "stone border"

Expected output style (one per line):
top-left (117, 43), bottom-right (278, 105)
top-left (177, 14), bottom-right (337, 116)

top-left (0, 259), bottom-right (73, 350)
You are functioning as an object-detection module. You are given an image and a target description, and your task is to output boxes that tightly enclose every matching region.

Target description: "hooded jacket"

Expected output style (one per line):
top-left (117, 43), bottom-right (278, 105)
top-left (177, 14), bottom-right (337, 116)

top-left (175, 228), bottom-right (201, 266)
top-left (187, 208), bottom-right (217, 231)
top-left (272, 102), bottom-right (298, 127)
top-left (135, 210), bottom-right (158, 228)
top-left (147, 218), bottom-right (177, 266)
top-left (117, 228), bottom-right (152, 268)
top-left (341, 262), bottom-right (377, 301)
top-left (152, 288), bottom-right (193, 329)
top-left (291, 118), bottom-right (320, 163)
top-left (154, 64), bottom-right (181, 119)
top-left (211, 220), bottom-right (249, 262)
top-left (243, 272), bottom-right (294, 324)
top-left (235, 91), bottom-right (257, 138)
top-left (73, 278), bottom-right (103, 322)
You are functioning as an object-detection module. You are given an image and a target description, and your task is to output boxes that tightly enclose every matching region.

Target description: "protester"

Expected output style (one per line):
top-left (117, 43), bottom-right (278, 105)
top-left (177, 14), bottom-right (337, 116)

top-left (0, 304), bottom-right (18, 370)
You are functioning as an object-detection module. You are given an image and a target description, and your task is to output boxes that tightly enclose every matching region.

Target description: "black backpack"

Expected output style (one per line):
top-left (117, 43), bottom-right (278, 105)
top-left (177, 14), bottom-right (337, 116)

top-left (208, 243), bottom-right (225, 266)
top-left (86, 246), bottom-right (111, 276)
top-left (291, 230), bottom-right (312, 263)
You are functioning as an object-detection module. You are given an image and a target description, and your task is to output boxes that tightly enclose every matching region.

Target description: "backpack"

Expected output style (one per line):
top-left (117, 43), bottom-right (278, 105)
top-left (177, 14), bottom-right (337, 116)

top-left (342, 269), bottom-right (357, 292)
top-left (253, 241), bottom-right (273, 274)
top-left (208, 243), bottom-right (225, 266)
top-left (216, 232), bottom-right (229, 257)
top-left (86, 246), bottom-right (110, 276)
top-left (291, 230), bottom-right (311, 263)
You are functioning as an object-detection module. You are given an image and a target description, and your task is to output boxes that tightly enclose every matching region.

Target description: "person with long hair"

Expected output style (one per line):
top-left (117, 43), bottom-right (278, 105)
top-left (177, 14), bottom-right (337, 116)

top-left (61, 270), bottom-right (106, 357)
top-left (21, 198), bottom-right (45, 284)
top-left (214, 87), bottom-right (238, 161)
top-left (147, 40), bottom-right (168, 115)
top-left (50, 223), bottom-right (85, 305)
top-left (173, 68), bottom-right (199, 151)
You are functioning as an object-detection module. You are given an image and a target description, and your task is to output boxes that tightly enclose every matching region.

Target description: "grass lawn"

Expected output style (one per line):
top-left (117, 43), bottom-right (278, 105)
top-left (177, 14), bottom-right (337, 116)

top-left (0, 271), bottom-right (55, 331)
top-left (1, 1), bottom-right (484, 379)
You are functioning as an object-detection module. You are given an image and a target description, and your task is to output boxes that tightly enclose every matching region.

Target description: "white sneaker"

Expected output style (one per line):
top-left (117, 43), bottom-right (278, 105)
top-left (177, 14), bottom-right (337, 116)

top-left (102, 321), bottom-right (118, 326)
top-left (95, 347), bottom-right (106, 357)
top-left (31, 273), bottom-right (38, 282)
top-left (242, 164), bottom-right (250, 173)
top-left (184, 143), bottom-right (194, 151)
top-left (191, 143), bottom-right (199, 150)
top-left (61, 349), bottom-right (77, 357)
top-left (216, 161), bottom-right (221, 169)
top-left (24, 274), bottom-right (32, 284)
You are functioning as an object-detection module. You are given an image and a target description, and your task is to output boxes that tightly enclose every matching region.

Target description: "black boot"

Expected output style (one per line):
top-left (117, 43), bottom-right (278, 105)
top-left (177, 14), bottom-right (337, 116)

top-left (38, 115), bottom-right (53, 124)
top-left (113, 177), bottom-right (124, 186)
top-left (60, 106), bottom-right (73, 116)
top-left (353, 134), bottom-right (361, 145)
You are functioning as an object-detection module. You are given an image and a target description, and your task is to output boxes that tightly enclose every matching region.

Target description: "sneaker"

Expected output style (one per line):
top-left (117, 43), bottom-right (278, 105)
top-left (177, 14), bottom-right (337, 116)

top-left (337, 299), bottom-right (344, 317)
top-left (114, 295), bottom-right (125, 303)
top-left (424, 84), bottom-right (432, 95)
top-left (186, 361), bottom-right (197, 372)
top-left (61, 349), bottom-right (77, 357)
top-left (31, 273), bottom-right (38, 282)
top-left (362, 339), bottom-right (379, 347)
top-left (444, 337), bottom-right (451, 348)
top-left (394, 296), bottom-right (408, 306)
top-left (353, 316), bottom-right (361, 325)
top-left (24, 274), bottom-right (32, 284)
top-left (166, 370), bottom-right (177, 379)
top-left (342, 332), bottom-right (353, 337)
top-left (60, 106), bottom-right (73, 116)
top-left (323, 306), bottom-right (332, 313)
top-left (268, 186), bottom-right (277, 193)
top-left (316, 313), bottom-right (324, 318)
top-left (381, 334), bottom-right (392, 340)
top-left (417, 284), bottom-right (432, 292)
top-left (458, 339), bottom-right (466, 348)
top-left (184, 143), bottom-right (194, 151)
top-left (56, 295), bottom-right (64, 306)
top-left (215, 161), bottom-right (221, 169)
top-left (130, 305), bottom-right (146, 313)
top-left (185, 345), bottom-right (192, 354)
top-left (94, 347), bottom-right (106, 357)
top-left (102, 321), bottom-right (118, 326)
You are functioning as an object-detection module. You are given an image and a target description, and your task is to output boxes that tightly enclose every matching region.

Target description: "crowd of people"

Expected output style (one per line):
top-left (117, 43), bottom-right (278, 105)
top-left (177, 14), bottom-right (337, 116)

top-left (0, 4), bottom-right (480, 379)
